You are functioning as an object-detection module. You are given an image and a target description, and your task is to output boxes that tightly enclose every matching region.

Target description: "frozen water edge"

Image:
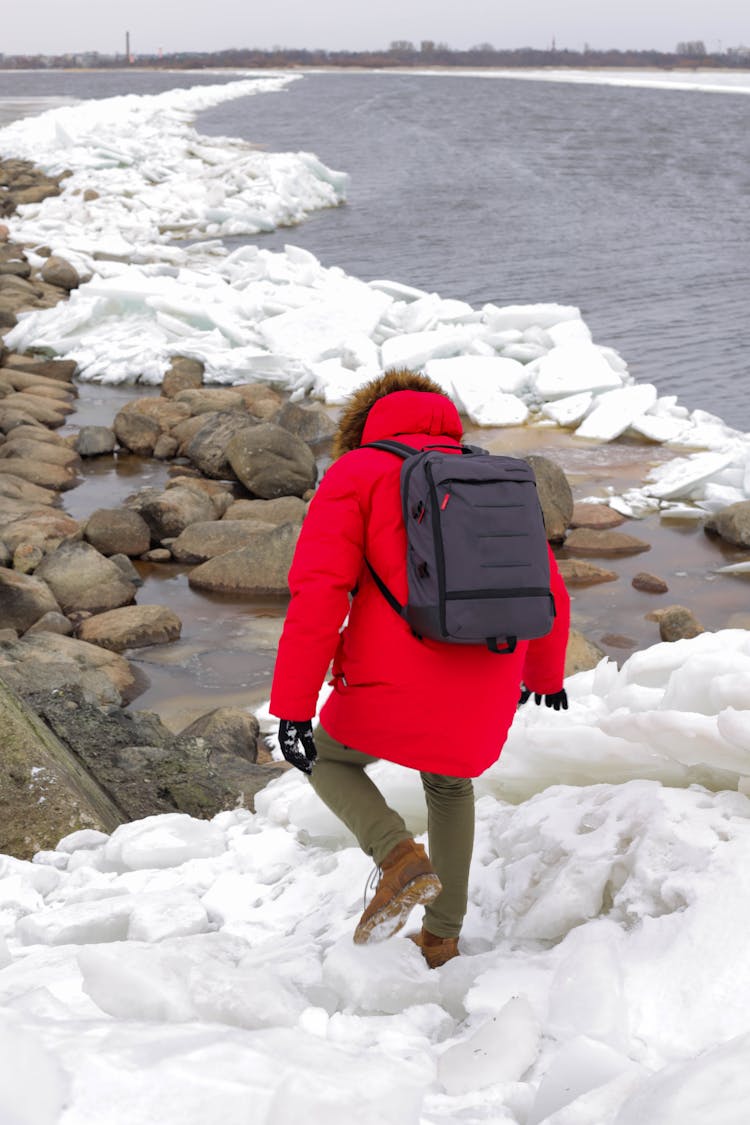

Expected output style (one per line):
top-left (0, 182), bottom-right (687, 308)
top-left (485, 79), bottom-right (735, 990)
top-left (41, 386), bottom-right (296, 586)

top-left (3, 631), bottom-right (750, 1123)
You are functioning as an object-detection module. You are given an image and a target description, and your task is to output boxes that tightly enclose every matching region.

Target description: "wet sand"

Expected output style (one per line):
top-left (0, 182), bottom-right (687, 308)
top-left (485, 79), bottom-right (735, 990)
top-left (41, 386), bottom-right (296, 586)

top-left (60, 384), bottom-right (750, 730)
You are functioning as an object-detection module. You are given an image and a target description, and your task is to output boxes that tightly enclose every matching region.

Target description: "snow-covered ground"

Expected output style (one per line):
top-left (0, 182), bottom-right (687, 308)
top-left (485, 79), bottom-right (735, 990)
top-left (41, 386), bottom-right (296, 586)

top-left (3, 631), bottom-right (750, 1124)
top-left (2, 74), bottom-right (750, 1125)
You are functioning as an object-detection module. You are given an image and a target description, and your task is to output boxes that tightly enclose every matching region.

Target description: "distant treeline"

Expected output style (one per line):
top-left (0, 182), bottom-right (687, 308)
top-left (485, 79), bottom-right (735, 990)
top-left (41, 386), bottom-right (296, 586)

top-left (2, 43), bottom-right (750, 70)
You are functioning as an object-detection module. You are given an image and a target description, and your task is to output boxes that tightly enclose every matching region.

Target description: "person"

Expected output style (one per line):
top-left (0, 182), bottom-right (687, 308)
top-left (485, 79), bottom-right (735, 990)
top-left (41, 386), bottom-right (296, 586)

top-left (269, 369), bottom-right (570, 967)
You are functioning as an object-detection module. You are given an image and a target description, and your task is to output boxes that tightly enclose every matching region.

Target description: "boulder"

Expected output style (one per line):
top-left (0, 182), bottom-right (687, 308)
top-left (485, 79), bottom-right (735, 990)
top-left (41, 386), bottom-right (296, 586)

top-left (557, 559), bottom-right (618, 587)
top-left (77, 605), bottom-right (182, 653)
top-left (184, 411), bottom-right (257, 478)
top-left (632, 571), bottom-right (669, 594)
top-left (223, 495), bottom-right (307, 525)
top-left (230, 383), bottom-right (283, 419)
top-left (12, 542), bottom-right (44, 573)
top-left (84, 508), bottom-right (151, 557)
top-left (526, 455), bottom-right (574, 542)
top-left (141, 548), bottom-right (171, 563)
top-left (153, 433), bottom-right (178, 459)
top-left (110, 554), bottom-right (144, 587)
top-left (161, 356), bottom-right (204, 399)
top-left (114, 410), bottom-right (161, 456)
top-left (564, 629), bottom-right (607, 677)
top-left (650, 605), bottom-right (704, 642)
top-left (188, 522), bottom-right (298, 595)
top-left (0, 473), bottom-right (56, 505)
top-left (0, 633), bottom-right (137, 706)
top-left (171, 519), bottom-right (275, 563)
top-left (0, 510), bottom-right (81, 553)
top-left (171, 414), bottom-right (210, 452)
top-left (0, 436), bottom-right (79, 468)
top-left (40, 255), bottom-right (80, 291)
top-left (174, 388), bottom-right (247, 415)
top-left (25, 611), bottom-right (73, 637)
top-left (226, 423), bottom-right (317, 499)
top-left (2, 356), bottom-right (77, 383)
top-left (0, 259), bottom-right (31, 279)
top-left (0, 456), bottom-right (78, 490)
top-left (0, 368), bottom-right (77, 398)
top-left (138, 485), bottom-right (216, 541)
top-left (0, 568), bottom-right (61, 632)
top-left (75, 425), bottom-right (116, 457)
top-left (166, 475), bottom-right (234, 517)
top-left (177, 707), bottom-right (260, 762)
top-left (275, 401), bottom-right (336, 446)
top-left (35, 541), bottom-right (138, 614)
top-left (564, 528), bottom-right (651, 557)
top-left (704, 501), bottom-right (750, 548)
top-left (570, 502), bottom-right (627, 530)
top-left (0, 677), bottom-right (123, 860)
top-left (0, 393), bottom-right (68, 426)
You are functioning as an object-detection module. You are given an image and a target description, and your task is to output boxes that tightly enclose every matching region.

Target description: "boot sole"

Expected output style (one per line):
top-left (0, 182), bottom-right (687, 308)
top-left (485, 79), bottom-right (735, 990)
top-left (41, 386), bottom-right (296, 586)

top-left (353, 873), bottom-right (442, 945)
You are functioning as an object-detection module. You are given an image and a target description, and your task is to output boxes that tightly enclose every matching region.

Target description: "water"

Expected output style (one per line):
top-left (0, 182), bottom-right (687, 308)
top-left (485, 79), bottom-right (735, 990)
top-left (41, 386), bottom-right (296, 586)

top-left (195, 71), bottom-right (750, 431)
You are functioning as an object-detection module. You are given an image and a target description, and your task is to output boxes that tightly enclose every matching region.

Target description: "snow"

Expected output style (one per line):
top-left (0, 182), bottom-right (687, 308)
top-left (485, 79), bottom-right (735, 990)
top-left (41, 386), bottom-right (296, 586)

top-left (1, 633), bottom-right (750, 1121)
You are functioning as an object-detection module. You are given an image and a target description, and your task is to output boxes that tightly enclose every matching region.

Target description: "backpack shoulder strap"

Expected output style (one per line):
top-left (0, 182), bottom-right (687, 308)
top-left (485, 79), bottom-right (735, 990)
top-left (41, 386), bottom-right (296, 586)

top-left (360, 440), bottom-right (417, 459)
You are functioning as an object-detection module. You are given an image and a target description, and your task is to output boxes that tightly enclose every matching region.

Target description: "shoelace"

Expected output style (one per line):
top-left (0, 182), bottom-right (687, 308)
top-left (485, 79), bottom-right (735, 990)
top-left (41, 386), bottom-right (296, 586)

top-left (363, 864), bottom-right (382, 912)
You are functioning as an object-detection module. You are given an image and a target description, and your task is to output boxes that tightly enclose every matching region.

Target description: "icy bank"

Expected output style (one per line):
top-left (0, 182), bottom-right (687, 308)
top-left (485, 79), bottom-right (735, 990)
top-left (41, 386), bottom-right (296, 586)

top-left (3, 630), bottom-right (750, 1123)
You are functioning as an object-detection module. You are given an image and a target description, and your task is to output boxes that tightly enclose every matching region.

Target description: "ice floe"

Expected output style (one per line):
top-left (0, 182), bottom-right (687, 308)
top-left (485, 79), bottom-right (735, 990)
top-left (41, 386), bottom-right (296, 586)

top-left (3, 632), bottom-right (750, 1122)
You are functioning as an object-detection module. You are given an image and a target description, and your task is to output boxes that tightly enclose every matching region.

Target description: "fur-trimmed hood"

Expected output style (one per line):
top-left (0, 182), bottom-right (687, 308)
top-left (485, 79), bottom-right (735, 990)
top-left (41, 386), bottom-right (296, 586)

top-left (332, 369), bottom-right (462, 458)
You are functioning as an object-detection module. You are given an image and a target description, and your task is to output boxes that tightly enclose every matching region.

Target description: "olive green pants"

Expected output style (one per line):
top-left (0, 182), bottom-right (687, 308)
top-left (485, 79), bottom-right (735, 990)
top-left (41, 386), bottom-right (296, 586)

top-left (309, 724), bottom-right (475, 938)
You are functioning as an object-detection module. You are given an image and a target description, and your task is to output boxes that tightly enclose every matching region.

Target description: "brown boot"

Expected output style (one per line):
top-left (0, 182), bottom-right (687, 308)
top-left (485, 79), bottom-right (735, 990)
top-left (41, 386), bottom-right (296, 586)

top-left (353, 839), bottom-right (442, 945)
top-left (409, 927), bottom-right (460, 969)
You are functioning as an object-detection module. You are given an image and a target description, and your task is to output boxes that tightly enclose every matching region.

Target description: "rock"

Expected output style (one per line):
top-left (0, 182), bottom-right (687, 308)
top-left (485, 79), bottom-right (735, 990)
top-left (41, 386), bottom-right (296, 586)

top-left (0, 436), bottom-right (80, 467)
top-left (632, 571), bottom-right (669, 594)
top-left (35, 541), bottom-right (138, 614)
top-left (174, 387), bottom-right (247, 414)
top-left (0, 677), bottom-right (123, 860)
top-left (2, 355), bottom-right (78, 382)
top-left (0, 456), bottom-right (77, 490)
top-left (0, 633), bottom-right (137, 706)
top-left (0, 568), bottom-right (61, 632)
top-left (119, 396), bottom-right (190, 431)
top-left (226, 423), bottom-right (317, 500)
top-left (0, 473), bottom-right (56, 505)
top-left (0, 406), bottom-right (41, 432)
top-left (526, 455), bottom-right (574, 542)
top-left (84, 508), bottom-right (151, 557)
top-left (25, 611), bottom-right (73, 637)
top-left (110, 554), bottom-right (144, 586)
top-left (599, 633), bottom-right (637, 649)
top-left (0, 510), bottom-right (81, 553)
top-left (188, 522), bottom-right (298, 595)
top-left (652, 605), bottom-right (704, 642)
top-left (223, 495), bottom-right (307, 525)
top-left (704, 501), bottom-right (750, 548)
top-left (141, 548), bottom-right (171, 562)
top-left (184, 411), bottom-right (257, 478)
top-left (40, 255), bottom-right (80, 291)
top-left (166, 475), bottom-right (234, 516)
top-left (275, 400), bottom-right (336, 446)
top-left (0, 259), bottom-right (31, 278)
top-left (153, 433), bottom-right (178, 459)
top-left (11, 183), bottom-right (61, 207)
top-left (0, 391), bottom-right (69, 425)
top-left (12, 542), bottom-right (44, 573)
top-left (557, 559), bottom-right (618, 586)
top-left (171, 519), bottom-right (275, 563)
top-left (112, 411), bottom-right (159, 457)
top-left (177, 706), bottom-right (260, 762)
top-left (0, 273), bottom-right (40, 300)
top-left (161, 356), bottom-right (204, 399)
top-left (564, 528), bottom-right (651, 557)
top-left (77, 605), bottom-right (182, 653)
top-left (75, 425), bottom-right (116, 457)
top-left (171, 414), bottom-right (210, 452)
top-left (138, 485), bottom-right (216, 541)
top-left (570, 502), bottom-right (628, 530)
top-left (564, 629), bottom-right (607, 677)
top-left (233, 383), bottom-right (283, 419)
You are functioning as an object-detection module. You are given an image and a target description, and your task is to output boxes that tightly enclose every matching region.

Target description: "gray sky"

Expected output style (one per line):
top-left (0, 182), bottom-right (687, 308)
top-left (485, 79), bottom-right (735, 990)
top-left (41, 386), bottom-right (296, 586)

top-left (2, 0), bottom-right (747, 57)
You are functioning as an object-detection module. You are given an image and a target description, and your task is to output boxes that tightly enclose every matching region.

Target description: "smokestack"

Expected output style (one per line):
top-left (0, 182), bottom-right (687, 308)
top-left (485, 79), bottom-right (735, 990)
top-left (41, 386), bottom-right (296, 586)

top-left (126, 31), bottom-right (130, 61)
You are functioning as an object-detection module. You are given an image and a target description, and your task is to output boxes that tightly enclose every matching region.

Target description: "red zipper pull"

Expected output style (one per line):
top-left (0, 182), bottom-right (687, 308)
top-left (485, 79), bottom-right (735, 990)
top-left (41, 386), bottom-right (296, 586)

top-left (441, 493), bottom-right (451, 511)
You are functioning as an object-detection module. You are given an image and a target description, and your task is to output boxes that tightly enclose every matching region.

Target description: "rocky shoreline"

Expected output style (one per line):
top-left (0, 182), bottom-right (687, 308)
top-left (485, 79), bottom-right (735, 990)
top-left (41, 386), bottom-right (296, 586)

top-left (2, 157), bottom-right (749, 859)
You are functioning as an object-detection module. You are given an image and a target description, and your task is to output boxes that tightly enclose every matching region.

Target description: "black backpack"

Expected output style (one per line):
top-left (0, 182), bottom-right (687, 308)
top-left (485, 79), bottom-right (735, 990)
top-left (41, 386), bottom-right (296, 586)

top-left (362, 441), bottom-right (555, 653)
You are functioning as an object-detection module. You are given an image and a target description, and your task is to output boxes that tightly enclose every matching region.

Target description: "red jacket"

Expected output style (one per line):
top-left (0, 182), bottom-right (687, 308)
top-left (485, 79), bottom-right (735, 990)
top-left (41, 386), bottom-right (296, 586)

top-left (270, 390), bottom-right (570, 777)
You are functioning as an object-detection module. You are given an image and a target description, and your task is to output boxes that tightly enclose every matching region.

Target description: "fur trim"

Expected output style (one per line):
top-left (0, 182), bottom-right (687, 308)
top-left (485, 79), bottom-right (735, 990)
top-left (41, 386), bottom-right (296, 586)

top-left (333, 368), bottom-right (448, 458)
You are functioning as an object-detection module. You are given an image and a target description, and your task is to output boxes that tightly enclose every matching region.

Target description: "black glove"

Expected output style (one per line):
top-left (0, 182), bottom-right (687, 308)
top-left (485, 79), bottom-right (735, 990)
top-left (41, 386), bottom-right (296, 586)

top-left (278, 719), bottom-right (317, 774)
top-left (518, 686), bottom-right (568, 711)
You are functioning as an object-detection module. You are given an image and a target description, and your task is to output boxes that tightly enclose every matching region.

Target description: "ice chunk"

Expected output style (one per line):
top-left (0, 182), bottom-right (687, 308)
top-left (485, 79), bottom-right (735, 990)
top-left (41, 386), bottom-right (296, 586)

top-left (629, 414), bottom-right (690, 443)
top-left (322, 936), bottom-right (440, 1015)
top-left (127, 890), bottom-right (210, 943)
top-left (546, 318), bottom-right (593, 346)
top-left (716, 561), bottom-right (750, 575)
top-left (425, 355), bottom-right (528, 397)
top-left (15, 893), bottom-right (133, 946)
top-left (614, 1031), bottom-right (750, 1125)
top-left (368, 278), bottom-right (429, 302)
top-left (0, 1017), bottom-right (69, 1125)
top-left (0, 936), bottom-right (10, 968)
top-left (547, 934), bottom-right (627, 1045)
top-left (380, 327), bottom-right (477, 371)
top-left (55, 829), bottom-right (110, 854)
top-left (529, 1037), bottom-right (641, 1124)
top-left (102, 813), bottom-right (227, 871)
top-left (533, 343), bottom-right (623, 399)
top-left (645, 451), bottom-right (735, 500)
top-left (78, 943), bottom-right (194, 1022)
top-left (541, 391), bottom-right (594, 427)
top-left (575, 384), bottom-right (658, 441)
top-left (438, 997), bottom-right (540, 1094)
top-left (482, 302), bottom-right (580, 331)
top-left (259, 287), bottom-right (391, 362)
